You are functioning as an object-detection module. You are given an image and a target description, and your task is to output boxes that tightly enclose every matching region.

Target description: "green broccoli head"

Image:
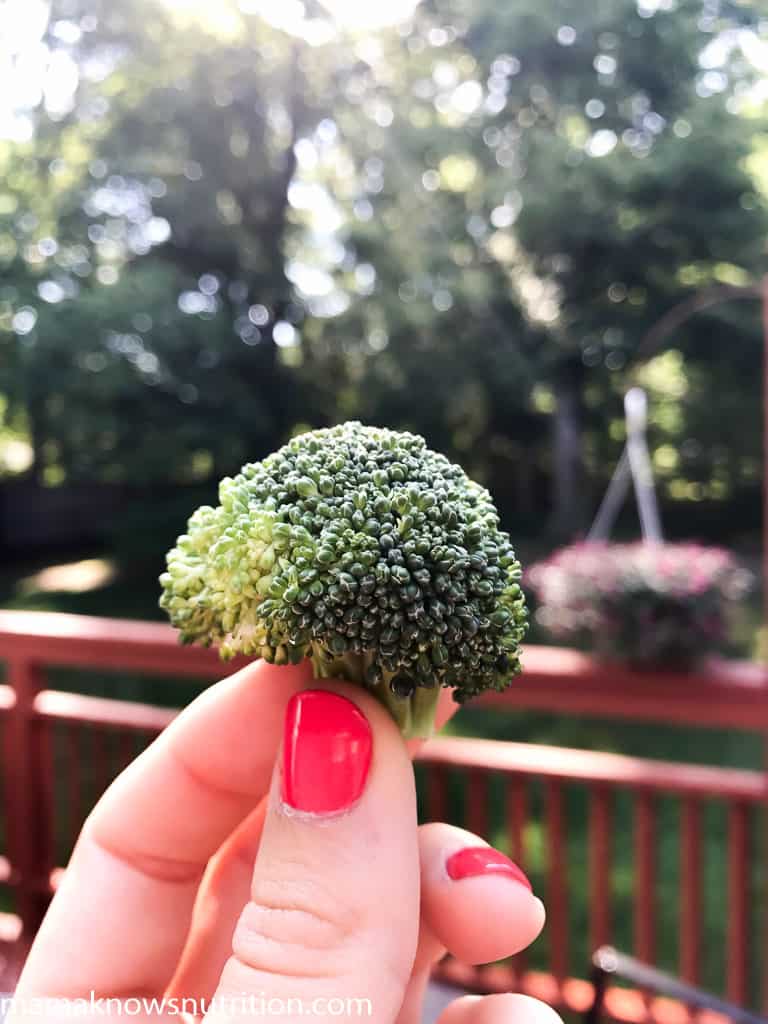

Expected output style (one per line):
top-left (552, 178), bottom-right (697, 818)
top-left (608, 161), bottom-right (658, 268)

top-left (160, 422), bottom-right (527, 737)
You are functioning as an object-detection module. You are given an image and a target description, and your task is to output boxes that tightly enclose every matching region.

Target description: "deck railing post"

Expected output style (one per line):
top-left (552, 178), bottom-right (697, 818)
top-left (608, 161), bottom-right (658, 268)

top-left (4, 657), bottom-right (52, 943)
top-left (726, 802), bottom-right (749, 1006)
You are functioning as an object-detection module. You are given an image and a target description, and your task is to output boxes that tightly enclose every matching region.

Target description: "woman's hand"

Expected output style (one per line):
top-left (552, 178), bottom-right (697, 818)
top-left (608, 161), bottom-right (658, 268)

top-left (10, 660), bottom-right (559, 1024)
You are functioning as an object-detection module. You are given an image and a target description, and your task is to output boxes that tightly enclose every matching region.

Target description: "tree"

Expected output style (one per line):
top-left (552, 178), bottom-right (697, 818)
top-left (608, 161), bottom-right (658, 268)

top-left (300, 0), bottom-right (767, 533)
top-left (0, 0), bottom-right (766, 544)
top-left (1, 0), bottom-right (340, 484)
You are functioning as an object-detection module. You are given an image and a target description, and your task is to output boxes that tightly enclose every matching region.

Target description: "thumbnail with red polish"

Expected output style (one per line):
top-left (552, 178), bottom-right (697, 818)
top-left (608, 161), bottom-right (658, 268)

top-left (446, 847), bottom-right (533, 890)
top-left (282, 690), bottom-right (372, 814)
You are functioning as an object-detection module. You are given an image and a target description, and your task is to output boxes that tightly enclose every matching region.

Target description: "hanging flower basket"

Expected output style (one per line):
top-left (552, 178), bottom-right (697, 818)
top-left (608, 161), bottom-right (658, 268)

top-left (525, 541), bottom-right (752, 671)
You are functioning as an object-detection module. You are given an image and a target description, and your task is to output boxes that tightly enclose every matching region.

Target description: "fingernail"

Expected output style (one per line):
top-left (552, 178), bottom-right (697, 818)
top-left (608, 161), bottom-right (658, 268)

top-left (446, 847), bottom-right (533, 890)
top-left (282, 690), bottom-right (372, 815)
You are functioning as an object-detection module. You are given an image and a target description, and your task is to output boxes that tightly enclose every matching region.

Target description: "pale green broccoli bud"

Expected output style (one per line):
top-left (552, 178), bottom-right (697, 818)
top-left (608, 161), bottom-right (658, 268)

top-left (160, 422), bottom-right (527, 738)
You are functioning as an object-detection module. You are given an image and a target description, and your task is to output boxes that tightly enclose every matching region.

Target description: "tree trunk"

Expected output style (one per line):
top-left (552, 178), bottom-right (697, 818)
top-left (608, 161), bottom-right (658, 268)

top-left (549, 366), bottom-right (585, 540)
top-left (27, 397), bottom-right (46, 487)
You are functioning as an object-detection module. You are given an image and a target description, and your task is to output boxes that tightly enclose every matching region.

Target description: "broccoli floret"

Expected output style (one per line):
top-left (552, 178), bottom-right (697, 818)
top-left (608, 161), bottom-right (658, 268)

top-left (160, 422), bottom-right (527, 738)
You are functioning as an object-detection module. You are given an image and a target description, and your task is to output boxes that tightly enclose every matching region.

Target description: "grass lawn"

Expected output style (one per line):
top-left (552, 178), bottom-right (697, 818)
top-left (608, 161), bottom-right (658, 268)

top-left (1, 548), bottom-right (766, 1002)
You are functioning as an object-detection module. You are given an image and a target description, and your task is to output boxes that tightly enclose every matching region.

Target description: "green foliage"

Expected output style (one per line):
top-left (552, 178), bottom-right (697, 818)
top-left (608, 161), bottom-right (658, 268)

top-left (160, 422), bottom-right (527, 736)
top-left (0, 0), bottom-right (766, 537)
top-left (314, 0), bottom-right (767, 528)
top-left (1, 0), bottom-right (327, 485)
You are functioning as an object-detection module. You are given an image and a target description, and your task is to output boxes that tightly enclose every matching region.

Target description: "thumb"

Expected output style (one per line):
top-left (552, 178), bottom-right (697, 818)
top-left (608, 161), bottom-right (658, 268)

top-left (205, 685), bottom-right (420, 1023)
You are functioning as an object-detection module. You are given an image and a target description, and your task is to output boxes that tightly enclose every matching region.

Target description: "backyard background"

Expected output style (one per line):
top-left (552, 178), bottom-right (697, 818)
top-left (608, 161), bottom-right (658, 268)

top-left (2, 0), bottom-right (768, 1000)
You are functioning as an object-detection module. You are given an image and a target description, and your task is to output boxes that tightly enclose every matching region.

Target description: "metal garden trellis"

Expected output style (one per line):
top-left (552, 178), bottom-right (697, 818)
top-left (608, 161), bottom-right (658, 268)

top-left (587, 387), bottom-right (663, 543)
top-left (620, 275), bottom-right (768, 616)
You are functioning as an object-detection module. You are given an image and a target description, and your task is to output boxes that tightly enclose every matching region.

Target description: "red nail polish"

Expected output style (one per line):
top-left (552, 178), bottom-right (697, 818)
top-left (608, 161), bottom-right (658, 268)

top-left (446, 847), bottom-right (533, 890)
top-left (282, 691), bottom-right (372, 814)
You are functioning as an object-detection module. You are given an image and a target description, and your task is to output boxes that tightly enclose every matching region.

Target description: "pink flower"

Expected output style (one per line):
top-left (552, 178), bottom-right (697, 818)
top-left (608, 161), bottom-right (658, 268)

top-left (525, 541), bottom-right (752, 661)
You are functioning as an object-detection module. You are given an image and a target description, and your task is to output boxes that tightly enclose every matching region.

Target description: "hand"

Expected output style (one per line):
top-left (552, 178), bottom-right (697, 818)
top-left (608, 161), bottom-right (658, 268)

top-left (10, 661), bottom-right (559, 1024)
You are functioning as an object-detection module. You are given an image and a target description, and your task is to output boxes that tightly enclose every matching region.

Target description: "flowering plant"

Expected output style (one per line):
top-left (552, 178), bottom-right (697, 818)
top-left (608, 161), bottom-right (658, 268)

top-left (525, 541), bottom-right (752, 670)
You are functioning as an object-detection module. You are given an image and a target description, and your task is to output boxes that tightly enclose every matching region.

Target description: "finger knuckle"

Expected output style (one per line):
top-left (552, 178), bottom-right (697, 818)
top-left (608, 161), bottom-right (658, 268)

top-left (231, 873), bottom-right (359, 979)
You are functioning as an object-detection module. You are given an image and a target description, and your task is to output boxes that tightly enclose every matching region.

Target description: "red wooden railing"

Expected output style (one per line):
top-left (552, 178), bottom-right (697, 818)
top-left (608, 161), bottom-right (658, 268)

top-left (0, 609), bottom-right (767, 1018)
top-left (476, 645), bottom-right (768, 730)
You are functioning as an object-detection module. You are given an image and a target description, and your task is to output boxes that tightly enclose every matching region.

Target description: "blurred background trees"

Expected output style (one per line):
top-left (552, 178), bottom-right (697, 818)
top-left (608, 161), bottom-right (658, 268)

top-left (1, 0), bottom-right (767, 561)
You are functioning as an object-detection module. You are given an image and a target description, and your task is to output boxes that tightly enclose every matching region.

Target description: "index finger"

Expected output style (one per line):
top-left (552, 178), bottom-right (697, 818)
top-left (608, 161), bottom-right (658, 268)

top-left (15, 658), bottom-right (312, 999)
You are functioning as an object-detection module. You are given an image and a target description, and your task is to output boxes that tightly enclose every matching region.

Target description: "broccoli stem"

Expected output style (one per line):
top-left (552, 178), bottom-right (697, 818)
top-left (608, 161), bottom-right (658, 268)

top-left (384, 683), bottom-right (441, 740)
top-left (308, 649), bottom-right (441, 740)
